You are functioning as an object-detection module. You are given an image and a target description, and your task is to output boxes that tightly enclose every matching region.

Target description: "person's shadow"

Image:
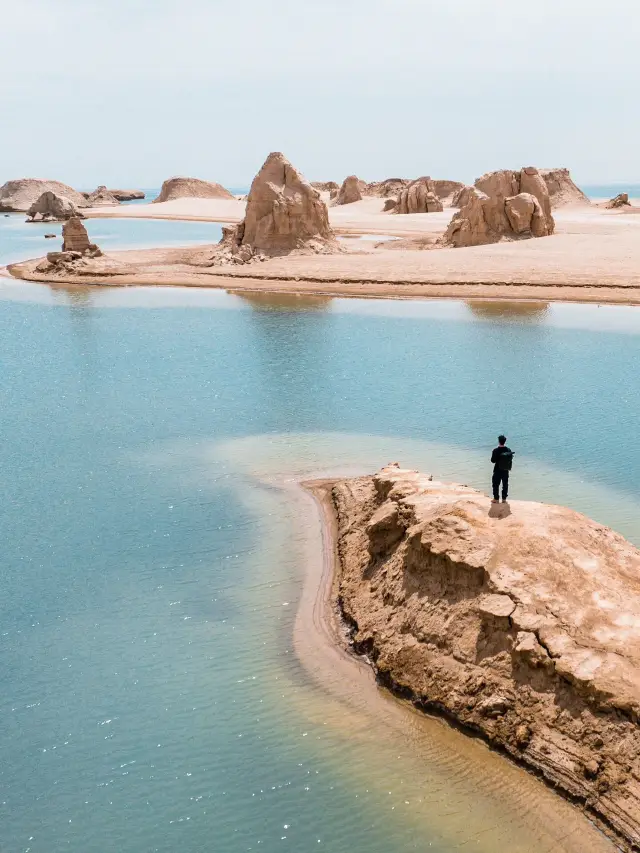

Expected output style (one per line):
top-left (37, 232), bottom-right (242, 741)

top-left (489, 501), bottom-right (511, 519)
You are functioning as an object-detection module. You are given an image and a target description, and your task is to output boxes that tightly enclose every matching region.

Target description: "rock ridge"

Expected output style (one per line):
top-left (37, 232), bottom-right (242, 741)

top-left (330, 464), bottom-right (640, 849)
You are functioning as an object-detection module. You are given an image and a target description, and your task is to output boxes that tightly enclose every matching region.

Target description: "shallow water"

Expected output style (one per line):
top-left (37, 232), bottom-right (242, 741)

top-left (1, 243), bottom-right (639, 851)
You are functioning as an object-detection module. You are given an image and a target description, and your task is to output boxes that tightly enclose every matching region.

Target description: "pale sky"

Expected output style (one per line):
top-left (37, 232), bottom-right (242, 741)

top-left (2, 0), bottom-right (638, 188)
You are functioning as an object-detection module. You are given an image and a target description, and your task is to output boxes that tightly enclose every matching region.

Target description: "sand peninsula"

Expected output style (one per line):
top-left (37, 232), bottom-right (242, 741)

top-left (308, 464), bottom-right (640, 850)
top-left (5, 158), bottom-right (640, 304)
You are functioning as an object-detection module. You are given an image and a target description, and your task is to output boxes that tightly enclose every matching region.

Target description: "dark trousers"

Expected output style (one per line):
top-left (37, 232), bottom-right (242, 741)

top-left (492, 470), bottom-right (509, 500)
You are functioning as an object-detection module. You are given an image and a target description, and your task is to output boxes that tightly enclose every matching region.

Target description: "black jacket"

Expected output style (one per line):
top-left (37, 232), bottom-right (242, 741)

top-left (491, 445), bottom-right (513, 472)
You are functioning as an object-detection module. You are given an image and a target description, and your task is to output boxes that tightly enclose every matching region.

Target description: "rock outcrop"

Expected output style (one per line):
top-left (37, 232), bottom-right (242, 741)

top-left (445, 167), bottom-right (555, 247)
top-left (212, 152), bottom-right (337, 263)
top-left (362, 178), bottom-right (411, 198)
top-left (330, 464), bottom-right (640, 849)
top-left (540, 168), bottom-right (590, 208)
top-left (311, 181), bottom-right (340, 193)
top-left (396, 177), bottom-right (444, 214)
top-left (86, 185), bottom-right (120, 206)
top-left (451, 185), bottom-right (475, 208)
top-left (334, 175), bottom-right (363, 206)
top-left (153, 177), bottom-right (234, 203)
top-left (607, 192), bottom-right (631, 209)
top-left (431, 179), bottom-right (466, 205)
top-left (0, 179), bottom-right (88, 212)
top-left (109, 189), bottom-right (145, 201)
top-left (26, 191), bottom-right (84, 222)
top-left (62, 216), bottom-right (99, 253)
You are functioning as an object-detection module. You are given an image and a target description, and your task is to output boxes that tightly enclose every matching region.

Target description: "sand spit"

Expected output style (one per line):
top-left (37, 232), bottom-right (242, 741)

top-left (8, 195), bottom-right (640, 305)
top-left (326, 464), bottom-right (640, 850)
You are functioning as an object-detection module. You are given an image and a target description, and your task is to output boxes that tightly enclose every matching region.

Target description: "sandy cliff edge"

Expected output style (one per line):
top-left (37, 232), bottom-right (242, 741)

top-left (323, 464), bottom-right (640, 850)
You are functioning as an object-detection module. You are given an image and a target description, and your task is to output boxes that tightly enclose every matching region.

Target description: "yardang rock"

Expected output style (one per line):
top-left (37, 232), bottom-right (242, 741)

top-left (153, 177), bottom-right (234, 203)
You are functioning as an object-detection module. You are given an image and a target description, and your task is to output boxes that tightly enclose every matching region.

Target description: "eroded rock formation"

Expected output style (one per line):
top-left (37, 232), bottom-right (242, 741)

top-left (334, 175), bottom-right (362, 206)
top-left (311, 181), bottom-right (340, 193)
top-left (540, 168), bottom-right (590, 208)
top-left (451, 185), bottom-right (475, 208)
top-left (330, 464), bottom-right (640, 849)
top-left (62, 217), bottom-right (93, 253)
top-left (607, 192), bottom-right (631, 209)
top-left (212, 152), bottom-right (337, 263)
top-left (396, 177), bottom-right (444, 214)
top-left (86, 186), bottom-right (120, 206)
top-left (362, 178), bottom-right (411, 198)
top-left (0, 179), bottom-right (87, 212)
top-left (109, 189), bottom-right (145, 201)
top-left (153, 176), bottom-right (234, 203)
top-left (26, 191), bottom-right (84, 222)
top-left (445, 167), bottom-right (555, 247)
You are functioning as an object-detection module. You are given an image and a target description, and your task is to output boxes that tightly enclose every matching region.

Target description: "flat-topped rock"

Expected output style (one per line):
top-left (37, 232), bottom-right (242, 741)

top-left (0, 178), bottom-right (87, 212)
top-left (362, 178), bottom-right (411, 198)
top-left (331, 464), bottom-right (640, 848)
top-left (109, 189), bottom-right (145, 201)
top-left (153, 176), bottom-right (234, 203)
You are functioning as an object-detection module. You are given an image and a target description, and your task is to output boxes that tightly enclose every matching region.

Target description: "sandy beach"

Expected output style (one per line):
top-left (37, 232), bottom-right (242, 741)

top-left (9, 198), bottom-right (640, 305)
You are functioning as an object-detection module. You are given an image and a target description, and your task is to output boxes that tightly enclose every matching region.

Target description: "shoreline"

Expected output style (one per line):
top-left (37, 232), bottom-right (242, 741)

top-left (5, 262), bottom-right (640, 306)
top-left (296, 478), bottom-right (625, 852)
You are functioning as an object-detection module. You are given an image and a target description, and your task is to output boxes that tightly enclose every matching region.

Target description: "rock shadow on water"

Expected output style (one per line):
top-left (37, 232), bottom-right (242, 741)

top-left (466, 300), bottom-right (550, 322)
top-left (234, 291), bottom-right (332, 312)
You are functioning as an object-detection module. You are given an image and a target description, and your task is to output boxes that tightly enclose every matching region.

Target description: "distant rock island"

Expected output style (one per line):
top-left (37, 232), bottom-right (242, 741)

top-left (327, 464), bottom-right (640, 849)
top-left (0, 179), bottom-right (88, 212)
top-left (153, 177), bottom-right (234, 203)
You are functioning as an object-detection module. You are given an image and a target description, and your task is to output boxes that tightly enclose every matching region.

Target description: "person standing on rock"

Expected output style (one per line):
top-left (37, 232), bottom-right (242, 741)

top-left (491, 435), bottom-right (514, 502)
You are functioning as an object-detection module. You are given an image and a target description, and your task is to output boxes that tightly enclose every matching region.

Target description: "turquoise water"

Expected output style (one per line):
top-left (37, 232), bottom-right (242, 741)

top-left (0, 213), bottom-right (224, 266)
top-left (2, 220), bottom-right (640, 851)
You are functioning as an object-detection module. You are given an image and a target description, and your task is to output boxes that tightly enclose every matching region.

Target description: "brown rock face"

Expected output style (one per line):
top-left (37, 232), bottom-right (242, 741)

top-left (445, 167), bottom-right (555, 247)
top-left (0, 179), bottom-right (88, 212)
top-left (334, 175), bottom-right (362, 206)
top-left (505, 192), bottom-right (544, 235)
top-left (396, 177), bottom-right (444, 214)
top-left (62, 217), bottom-right (92, 252)
top-left (109, 189), bottom-right (145, 201)
top-left (86, 186), bottom-right (120, 206)
top-left (451, 185), bottom-right (475, 208)
top-left (153, 177), bottom-right (234, 203)
top-left (540, 168), bottom-right (590, 208)
top-left (227, 152), bottom-right (335, 258)
top-left (26, 191), bottom-right (83, 222)
top-left (331, 465), bottom-right (640, 849)
top-left (607, 192), bottom-right (631, 209)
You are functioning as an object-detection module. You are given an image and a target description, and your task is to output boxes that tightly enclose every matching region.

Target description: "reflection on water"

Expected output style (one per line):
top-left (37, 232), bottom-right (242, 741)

top-left (235, 291), bottom-right (332, 311)
top-left (466, 299), bottom-right (550, 321)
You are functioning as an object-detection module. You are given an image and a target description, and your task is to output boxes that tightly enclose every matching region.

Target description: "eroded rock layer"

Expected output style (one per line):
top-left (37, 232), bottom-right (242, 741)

top-left (331, 465), bottom-right (640, 849)
top-left (334, 175), bottom-right (363, 206)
